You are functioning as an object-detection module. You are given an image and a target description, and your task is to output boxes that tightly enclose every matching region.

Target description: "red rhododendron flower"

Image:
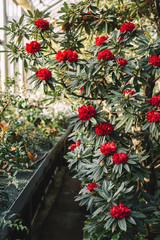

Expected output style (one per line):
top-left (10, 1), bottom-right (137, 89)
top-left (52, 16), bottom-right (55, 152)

top-left (147, 110), bottom-right (160, 123)
top-left (86, 183), bottom-right (99, 192)
top-left (70, 141), bottom-right (81, 151)
top-left (123, 89), bottom-right (135, 97)
top-left (70, 144), bottom-right (76, 151)
top-left (78, 105), bottom-right (97, 122)
top-left (97, 49), bottom-right (115, 61)
top-left (35, 68), bottom-right (52, 81)
top-left (95, 36), bottom-right (109, 46)
top-left (100, 142), bottom-right (117, 156)
top-left (116, 58), bottom-right (128, 66)
top-left (149, 96), bottom-right (160, 107)
top-left (117, 37), bottom-right (124, 43)
top-left (35, 19), bottom-right (49, 30)
top-left (112, 152), bottom-right (129, 164)
top-left (26, 41), bottom-right (41, 53)
top-left (120, 22), bottom-right (135, 33)
top-left (76, 141), bottom-right (81, 147)
top-left (110, 202), bottom-right (131, 219)
top-left (56, 50), bottom-right (78, 63)
top-left (148, 54), bottom-right (160, 67)
top-left (95, 123), bottom-right (114, 136)
top-left (80, 87), bottom-right (84, 92)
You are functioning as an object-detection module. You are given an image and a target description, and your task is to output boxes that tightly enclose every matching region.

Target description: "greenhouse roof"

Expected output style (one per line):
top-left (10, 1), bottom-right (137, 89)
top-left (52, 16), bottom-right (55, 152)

top-left (30, 0), bottom-right (78, 17)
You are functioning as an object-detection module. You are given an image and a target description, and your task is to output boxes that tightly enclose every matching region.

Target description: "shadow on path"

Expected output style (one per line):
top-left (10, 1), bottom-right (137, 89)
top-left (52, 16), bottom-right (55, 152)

top-left (31, 167), bottom-right (84, 240)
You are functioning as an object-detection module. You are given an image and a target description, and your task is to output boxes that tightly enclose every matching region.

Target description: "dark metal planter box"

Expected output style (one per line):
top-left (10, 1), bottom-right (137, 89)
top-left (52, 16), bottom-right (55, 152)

top-left (0, 127), bottom-right (72, 240)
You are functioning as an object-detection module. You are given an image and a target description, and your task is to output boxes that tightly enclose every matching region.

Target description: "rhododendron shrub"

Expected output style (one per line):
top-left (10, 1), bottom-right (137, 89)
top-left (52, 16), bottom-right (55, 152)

top-left (2, 1), bottom-right (160, 239)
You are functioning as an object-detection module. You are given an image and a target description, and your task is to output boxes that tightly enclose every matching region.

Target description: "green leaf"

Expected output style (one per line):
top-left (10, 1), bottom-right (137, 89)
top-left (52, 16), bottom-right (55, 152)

top-left (115, 116), bottom-right (129, 130)
top-left (105, 217), bottom-right (115, 229)
top-left (142, 122), bottom-right (150, 130)
top-left (125, 117), bottom-right (134, 133)
top-left (118, 218), bottom-right (127, 231)
top-left (127, 216), bottom-right (136, 225)
top-left (131, 211), bottom-right (146, 218)
top-left (19, 14), bottom-right (24, 25)
top-left (113, 182), bottom-right (124, 198)
top-left (124, 164), bottom-right (130, 172)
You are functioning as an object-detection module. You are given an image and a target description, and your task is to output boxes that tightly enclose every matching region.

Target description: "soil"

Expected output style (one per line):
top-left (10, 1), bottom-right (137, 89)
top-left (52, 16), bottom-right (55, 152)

top-left (31, 167), bottom-right (85, 240)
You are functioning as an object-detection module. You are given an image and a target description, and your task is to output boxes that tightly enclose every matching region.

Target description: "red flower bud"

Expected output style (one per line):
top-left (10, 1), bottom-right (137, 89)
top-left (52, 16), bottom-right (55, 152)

top-left (95, 123), bottom-right (114, 136)
top-left (26, 41), bottom-right (41, 54)
top-left (56, 50), bottom-right (78, 63)
top-left (100, 142), bottom-right (117, 156)
top-left (123, 89), bottom-right (135, 98)
top-left (35, 68), bottom-right (52, 81)
top-left (112, 152), bottom-right (129, 164)
top-left (149, 54), bottom-right (160, 67)
top-left (110, 202), bottom-right (131, 219)
top-left (116, 58), bottom-right (128, 66)
top-left (147, 110), bottom-right (160, 123)
top-left (78, 105), bottom-right (97, 122)
top-left (86, 183), bottom-right (99, 192)
top-left (95, 36), bottom-right (109, 46)
top-left (149, 96), bottom-right (160, 107)
top-left (35, 19), bottom-right (49, 30)
top-left (120, 22), bottom-right (135, 33)
top-left (97, 49), bottom-right (115, 61)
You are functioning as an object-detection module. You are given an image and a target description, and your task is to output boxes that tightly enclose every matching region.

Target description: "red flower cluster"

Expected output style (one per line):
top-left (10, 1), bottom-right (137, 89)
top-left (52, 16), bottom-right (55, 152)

top-left (120, 22), bottom-right (135, 33)
top-left (123, 89), bottom-right (135, 97)
top-left (95, 36), bottom-right (109, 46)
top-left (35, 68), bottom-right (52, 81)
top-left (70, 141), bottom-right (81, 151)
top-left (147, 110), bottom-right (160, 123)
top-left (116, 58), bottom-right (128, 66)
top-left (78, 105), bottom-right (97, 122)
top-left (86, 182), bottom-right (99, 192)
top-left (26, 41), bottom-right (41, 54)
top-left (97, 49), bottom-right (115, 61)
top-left (149, 96), bottom-right (160, 107)
top-left (148, 54), bottom-right (160, 67)
top-left (110, 202), bottom-right (131, 219)
top-left (95, 123), bottom-right (114, 136)
top-left (117, 37), bottom-right (124, 43)
top-left (100, 142), bottom-right (117, 156)
top-left (112, 152), bottom-right (129, 164)
top-left (35, 19), bottom-right (49, 30)
top-left (56, 50), bottom-right (78, 63)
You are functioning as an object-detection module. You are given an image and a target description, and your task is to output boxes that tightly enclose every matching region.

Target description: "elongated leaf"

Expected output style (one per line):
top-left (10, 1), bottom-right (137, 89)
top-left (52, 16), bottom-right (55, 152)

top-left (105, 217), bottom-right (115, 229)
top-left (125, 117), bottom-right (134, 133)
top-left (115, 116), bottom-right (129, 130)
top-left (128, 216), bottom-right (136, 225)
top-left (118, 218), bottom-right (127, 231)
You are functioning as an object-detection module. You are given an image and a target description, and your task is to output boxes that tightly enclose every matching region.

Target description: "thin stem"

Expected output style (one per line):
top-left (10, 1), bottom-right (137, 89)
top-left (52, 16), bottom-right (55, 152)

top-left (61, 78), bottom-right (106, 101)
top-left (134, 0), bottom-right (154, 22)
top-left (153, 74), bottom-right (160, 83)
top-left (148, 154), bottom-right (160, 168)
top-left (40, 32), bottom-right (57, 54)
